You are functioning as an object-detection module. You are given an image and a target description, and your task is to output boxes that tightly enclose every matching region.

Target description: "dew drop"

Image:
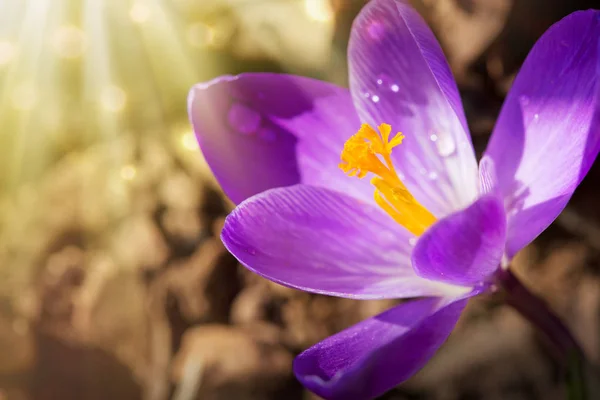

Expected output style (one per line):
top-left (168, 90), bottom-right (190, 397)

top-left (429, 134), bottom-right (438, 142)
top-left (390, 84), bottom-right (399, 93)
top-left (408, 237), bottom-right (417, 246)
top-left (371, 95), bottom-right (380, 103)
top-left (533, 113), bottom-right (539, 121)
top-left (376, 74), bottom-right (390, 86)
top-left (428, 171), bottom-right (438, 180)
top-left (227, 103), bottom-right (261, 135)
top-left (362, 91), bottom-right (371, 99)
top-left (434, 134), bottom-right (456, 157)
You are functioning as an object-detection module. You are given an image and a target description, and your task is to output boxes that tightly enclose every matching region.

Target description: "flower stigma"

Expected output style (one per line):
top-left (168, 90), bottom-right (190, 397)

top-left (339, 123), bottom-right (436, 236)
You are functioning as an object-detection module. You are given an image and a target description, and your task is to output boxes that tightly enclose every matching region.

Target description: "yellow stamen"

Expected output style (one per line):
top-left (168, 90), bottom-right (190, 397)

top-left (339, 123), bottom-right (436, 236)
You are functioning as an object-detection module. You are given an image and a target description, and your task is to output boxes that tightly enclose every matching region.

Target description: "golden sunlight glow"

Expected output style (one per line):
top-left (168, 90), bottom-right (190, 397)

top-left (0, 0), bottom-right (334, 198)
top-left (120, 165), bottom-right (137, 181)
top-left (186, 22), bottom-right (216, 49)
top-left (11, 82), bottom-right (38, 111)
top-left (0, 0), bottom-right (211, 192)
top-left (0, 41), bottom-right (16, 66)
top-left (180, 131), bottom-right (198, 151)
top-left (304, 0), bottom-right (334, 22)
top-left (51, 25), bottom-right (86, 59)
top-left (100, 85), bottom-right (127, 112)
top-left (130, 2), bottom-right (152, 24)
top-left (340, 124), bottom-right (436, 236)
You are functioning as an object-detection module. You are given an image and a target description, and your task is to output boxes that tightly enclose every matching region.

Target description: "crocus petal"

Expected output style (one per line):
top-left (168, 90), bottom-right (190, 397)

top-left (484, 10), bottom-right (600, 258)
top-left (222, 184), bottom-right (464, 299)
top-left (294, 296), bottom-right (468, 400)
top-left (348, 0), bottom-right (478, 217)
top-left (478, 155), bottom-right (499, 196)
top-left (412, 195), bottom-right (506, 286)
top-left (188, 73), bottom-right (374, 205)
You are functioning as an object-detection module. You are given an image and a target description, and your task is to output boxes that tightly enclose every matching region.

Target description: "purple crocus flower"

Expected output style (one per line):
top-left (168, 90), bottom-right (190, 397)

top-left (188, 0), bottom-right (600, 398)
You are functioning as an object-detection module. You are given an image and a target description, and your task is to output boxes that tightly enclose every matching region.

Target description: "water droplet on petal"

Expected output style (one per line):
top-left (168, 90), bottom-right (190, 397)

top-left (390, 84), bottom-right (399, 93)
top-left (428, 171), bottom-right (438, 180)
top-left (228, 103), bottom-right (261, 135)
top-left (363, 91), bottom-right (371, 99)
top-left (376, 74), bottom-right (390, 86)
top-left (429, 134), bottom-right (438, 142)
top-left (434, 134), bottom-right (456, 157)
top-left (408, 237), bottom-right (417, 246)
top-left (371, 95), bottom-right (380, 103)
top-left (533, 113), bottom-right (539, 121)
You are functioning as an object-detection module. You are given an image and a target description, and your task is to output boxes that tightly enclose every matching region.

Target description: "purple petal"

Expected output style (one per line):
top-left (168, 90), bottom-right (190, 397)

top-left (412, 195), bottom-right (506, 286)
top-left (348, 0), bottom-right (478, 217)
top-left (188, 73), bottom-right (374, 205)
top-left (478, 155), bottom-right (499, 196)
top-left (294, 296), bottom-right (468, 400)
top-left (222, 184), bottom-right (464, 299)
top-left (484, 10), bottom-right (600, 257)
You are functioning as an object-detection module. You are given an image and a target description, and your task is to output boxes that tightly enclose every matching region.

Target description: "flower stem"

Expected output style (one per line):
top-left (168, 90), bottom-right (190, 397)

top-left (495, 268), bottom-right (586, 400)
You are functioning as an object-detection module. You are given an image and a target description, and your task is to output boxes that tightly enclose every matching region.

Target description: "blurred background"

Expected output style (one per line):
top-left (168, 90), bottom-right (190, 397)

top-left (0, 0), bottom-right (599, 399)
